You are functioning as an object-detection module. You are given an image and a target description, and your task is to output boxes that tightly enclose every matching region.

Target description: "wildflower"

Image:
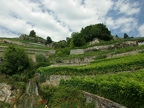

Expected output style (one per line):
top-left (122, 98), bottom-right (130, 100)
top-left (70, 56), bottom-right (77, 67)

top-left (41, 99), bottom-right (47, 105)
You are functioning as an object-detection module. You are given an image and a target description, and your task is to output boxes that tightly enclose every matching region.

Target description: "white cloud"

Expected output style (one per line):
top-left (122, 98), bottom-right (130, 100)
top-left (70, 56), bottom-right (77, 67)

top-left (138, 24), bottom-right (144, 37)
top-left (40, 0), bottom-right (114, 32)
top-left (106, 16), bottom-right (138, 34)
top-left (0, 0), bottom-right (142, 41)
top-left (105, 0), bottom-right (141, 36)
top-left (114, 0), bottom-right (140, 16)
top-left (0, 27), bottom-right (18, 38)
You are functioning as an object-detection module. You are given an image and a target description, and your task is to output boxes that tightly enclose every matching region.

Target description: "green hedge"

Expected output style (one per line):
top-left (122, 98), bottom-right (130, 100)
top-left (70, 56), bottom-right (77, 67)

top-left (38, 53), bottom-right (144, 76)
top-left (60, 69), bottom-right (144, 108)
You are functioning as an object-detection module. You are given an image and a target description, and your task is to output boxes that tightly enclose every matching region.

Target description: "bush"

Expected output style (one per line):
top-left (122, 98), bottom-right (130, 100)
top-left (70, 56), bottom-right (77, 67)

top-left (1, 45), bottom-right (30, 75)
top-left (36, 54), bottom-right (47, 62)
top-left (39, 85), bottom-right (56, 101)
top-left (13, 82), bottom-right (26, 92)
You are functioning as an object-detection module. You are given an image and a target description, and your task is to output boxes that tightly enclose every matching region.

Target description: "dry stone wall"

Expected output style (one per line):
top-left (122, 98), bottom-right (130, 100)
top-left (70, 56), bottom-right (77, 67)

top-left (3, 39), bottom-right (24, 46)
top-left (82, 91), bottom-right (127, 108)
top-left (28, 54), bottom-right (36, 62)
top-left (137, 41), bottom-right (144, 46)
top-left (45, 75), bottom-right (71, 86)
top-left (51, 56), bottom-right (95, 66)
top-left (107, 50), bottom-right (141, 58)
top-left (0, 39), bottom-right (4, 43)
top-left (0, 83), bottom-right (19, 103)
top-left (70, 49), bottom-right (84, 55)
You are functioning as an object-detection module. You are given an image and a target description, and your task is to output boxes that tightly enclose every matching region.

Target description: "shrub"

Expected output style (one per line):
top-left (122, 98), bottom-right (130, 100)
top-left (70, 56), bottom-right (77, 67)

top-left (1, 45), bottom-right (30, 75)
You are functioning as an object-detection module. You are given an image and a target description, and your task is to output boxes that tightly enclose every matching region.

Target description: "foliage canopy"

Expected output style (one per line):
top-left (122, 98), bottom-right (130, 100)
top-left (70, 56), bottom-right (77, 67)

top-left (70, 23), bottom-right (112, 47)
top-left (1, 45), bottom-right (30, 75)
top-left (29, 30), bottom-right (36, 37)
top-left (45, 36), bottom-right (52, 45)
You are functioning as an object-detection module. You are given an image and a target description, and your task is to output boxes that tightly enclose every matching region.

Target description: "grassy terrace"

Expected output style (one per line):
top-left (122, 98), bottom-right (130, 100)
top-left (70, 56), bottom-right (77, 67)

top-left (1, 37), bottom-right (144, 56)
top-left (38, 53), bottom-right (144, 76)
top-left (0, 43), bottom-right (52, 51)
top-left (0, 38), bottom-right (53, 50)
top-left (47, 38), bottom-right (144, 61)
top-left (49, 44), bottom-right (144, 62)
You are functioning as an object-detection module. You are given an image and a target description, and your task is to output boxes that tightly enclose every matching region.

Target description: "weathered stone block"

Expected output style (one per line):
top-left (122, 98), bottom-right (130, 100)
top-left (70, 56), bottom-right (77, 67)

top-left (70, 49), bottom-right (84, 55)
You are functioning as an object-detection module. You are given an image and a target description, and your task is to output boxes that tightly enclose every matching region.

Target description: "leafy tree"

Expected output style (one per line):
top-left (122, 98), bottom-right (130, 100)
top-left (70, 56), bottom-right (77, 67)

top-left (54, 40), bottom-right (68, 48)
top-left (80, 23), bottom-right (112, 42)
top-left (124, 33), bottom-right (129, 38)
top-left (35, 54), bottom-right (50, 68)
top-left (45, 36), bottom-right (52, 45)
top-left (69, 23), bottom-right (112, 47)
top-left (1, 46), bottom-right (30, 75)
top-left (66, 37), bottom-right (71, 46)
top-left (56, 47), bottom-right (70, 56)
top-left (80, 25), bottom-right (93, 41)
top-left (71, 32), bottom-right (85, 47)
top-left (29, 30), bottom-right (36, 37)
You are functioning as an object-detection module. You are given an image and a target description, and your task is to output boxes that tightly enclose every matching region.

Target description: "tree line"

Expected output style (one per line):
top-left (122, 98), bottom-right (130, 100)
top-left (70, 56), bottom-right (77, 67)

top-left (29, 23), bottom-right (131, 48)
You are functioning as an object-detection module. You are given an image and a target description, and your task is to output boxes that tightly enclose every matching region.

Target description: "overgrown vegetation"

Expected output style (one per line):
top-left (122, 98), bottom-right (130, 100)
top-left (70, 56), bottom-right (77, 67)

top-left (36, 54), bottom-right (51, 68)
top-left (0, 45), bottom-right (31, 75)
top-left (39, 85), bottom-right (94, 108)
top-left (0, 45), bottom-right (35, 91)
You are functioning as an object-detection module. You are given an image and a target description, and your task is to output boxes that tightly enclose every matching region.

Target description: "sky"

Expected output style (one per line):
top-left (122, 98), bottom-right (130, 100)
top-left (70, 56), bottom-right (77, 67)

top-left (0, 0), bottom-right (144, 42)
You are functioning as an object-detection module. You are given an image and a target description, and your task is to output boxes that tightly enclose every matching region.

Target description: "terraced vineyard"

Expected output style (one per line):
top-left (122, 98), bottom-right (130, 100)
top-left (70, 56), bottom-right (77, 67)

top-left (60, 69), bottom-right (144, 108)
top-left (38, 53), bottom-right (144, 76)
top-left (1, 37), bottom-right (144, 107)
top-left (38, 51), bottom-right (144, 108)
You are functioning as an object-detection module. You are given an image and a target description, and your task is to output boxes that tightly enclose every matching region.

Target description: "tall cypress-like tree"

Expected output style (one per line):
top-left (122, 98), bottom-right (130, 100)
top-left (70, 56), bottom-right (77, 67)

top-left (124, 33), bottom-right (129, 38)
top-left (45, 36), bottom-right (52, 45)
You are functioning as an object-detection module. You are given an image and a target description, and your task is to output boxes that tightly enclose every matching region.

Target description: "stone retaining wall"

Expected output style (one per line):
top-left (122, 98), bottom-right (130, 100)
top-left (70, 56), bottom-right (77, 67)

top-left (70, 49), bottom-right (84, 55)
top-left (51, 56), bottom-right (95, 67)
top-left (44, 75), bottom-right (71, 86)
top-left (82, 91), bottom-right (127, 108)
top-left (0, 83), bottom-right (19, 103)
